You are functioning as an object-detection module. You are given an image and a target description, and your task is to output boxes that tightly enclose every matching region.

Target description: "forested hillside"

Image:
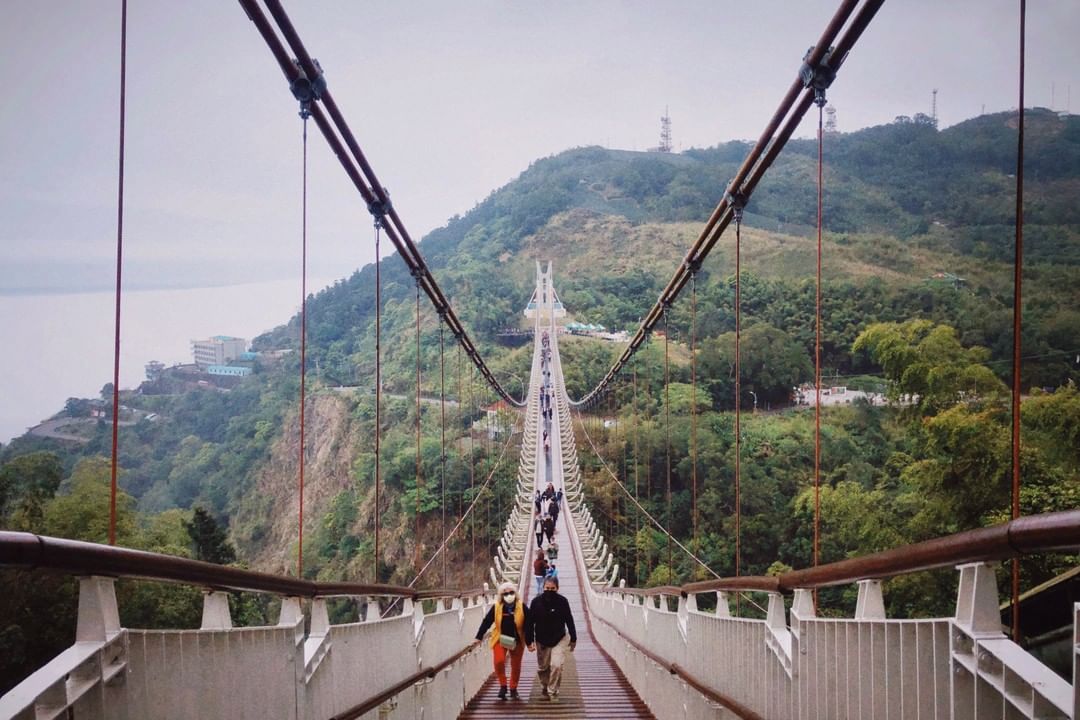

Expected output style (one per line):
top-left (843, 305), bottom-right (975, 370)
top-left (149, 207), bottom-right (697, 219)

top-left (2, 109), bottom-right (1079, 688)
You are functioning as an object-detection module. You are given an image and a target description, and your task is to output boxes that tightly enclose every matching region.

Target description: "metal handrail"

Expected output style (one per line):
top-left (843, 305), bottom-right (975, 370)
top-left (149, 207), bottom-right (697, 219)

top-left (586, 610), bottom-right (764, 720)
top-left (329, 640), bottom-right (482, 720)
top-left (598, 509), bottom-right (1080, 598)
top-left (0, 531), bottom-right (487, 600)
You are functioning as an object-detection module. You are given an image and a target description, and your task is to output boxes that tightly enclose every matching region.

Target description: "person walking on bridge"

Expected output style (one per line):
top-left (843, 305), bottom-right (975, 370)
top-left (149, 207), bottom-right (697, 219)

top-left (475, 581), bottom-right (533, 701)
top-left (532, 550), bottom-right (549, 595)
top-left (527, 576), bottom-right (576, 701)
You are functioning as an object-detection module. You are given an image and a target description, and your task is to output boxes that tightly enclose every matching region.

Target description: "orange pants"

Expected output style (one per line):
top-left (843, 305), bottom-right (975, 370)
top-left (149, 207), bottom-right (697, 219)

top-left (492, 643), bottom-right (525, 689)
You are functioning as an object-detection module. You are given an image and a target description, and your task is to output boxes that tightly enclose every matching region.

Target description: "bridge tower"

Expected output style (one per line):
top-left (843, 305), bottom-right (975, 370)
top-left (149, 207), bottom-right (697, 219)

top-left (523, 260), bottom-right (566, 321)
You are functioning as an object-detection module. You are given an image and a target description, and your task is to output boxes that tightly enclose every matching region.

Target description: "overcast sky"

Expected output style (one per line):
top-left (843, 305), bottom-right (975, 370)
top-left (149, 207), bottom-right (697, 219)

top-left (2, 1), bottom-right (1078, 290)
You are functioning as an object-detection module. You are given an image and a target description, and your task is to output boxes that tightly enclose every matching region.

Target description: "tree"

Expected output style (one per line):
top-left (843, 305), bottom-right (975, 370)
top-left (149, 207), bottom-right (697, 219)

top-left (853, 320), bottom-right (1006, 414)
top-left (699, 323), bottom-right (812, 409)
top-left (184, 507), bottom-right (236, 565)
top-left (0, 452), bottom-right (63, 525)
top-left (63, 397), bottom-right (92, 418)
top-left (43, 457), bottom-right (137, 544)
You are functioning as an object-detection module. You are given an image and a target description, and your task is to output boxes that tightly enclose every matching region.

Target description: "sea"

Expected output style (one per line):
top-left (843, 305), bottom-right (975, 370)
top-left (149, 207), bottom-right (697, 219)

top-left (0, 278), bottom-right (337, 445)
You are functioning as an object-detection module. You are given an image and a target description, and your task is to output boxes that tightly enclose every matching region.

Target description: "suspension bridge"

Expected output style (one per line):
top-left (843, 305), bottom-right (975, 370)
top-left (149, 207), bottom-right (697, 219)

top-left (2, 0), bottom-right (1079, 718)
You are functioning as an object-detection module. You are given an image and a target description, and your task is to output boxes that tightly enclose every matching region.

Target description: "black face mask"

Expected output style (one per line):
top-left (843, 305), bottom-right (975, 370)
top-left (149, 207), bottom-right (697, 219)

top-left (543, 589), bottom-right (557, 596)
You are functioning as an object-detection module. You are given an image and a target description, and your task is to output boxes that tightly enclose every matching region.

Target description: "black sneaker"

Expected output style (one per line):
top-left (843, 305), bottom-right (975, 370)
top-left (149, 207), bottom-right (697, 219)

top-left (510, 689), bottom-right (520, 700)
top-left (498, 686), bottom-right (508, 700)
top-left (540, 686), bottom-right (549, 699)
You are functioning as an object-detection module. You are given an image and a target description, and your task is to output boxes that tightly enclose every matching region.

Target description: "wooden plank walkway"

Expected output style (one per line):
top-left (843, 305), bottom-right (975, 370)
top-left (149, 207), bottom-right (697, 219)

top-left (458, 511), bottom-right (653, 719)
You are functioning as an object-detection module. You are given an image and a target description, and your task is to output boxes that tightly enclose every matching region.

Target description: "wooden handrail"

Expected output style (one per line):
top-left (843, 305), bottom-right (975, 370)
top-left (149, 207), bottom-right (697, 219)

top-left (0, 531), bottom-right (489, 600)
top-left (605, 509), bottom-right (1080, 597)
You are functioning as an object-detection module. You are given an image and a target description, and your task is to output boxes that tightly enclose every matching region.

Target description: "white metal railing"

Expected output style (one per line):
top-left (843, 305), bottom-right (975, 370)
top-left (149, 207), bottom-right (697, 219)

top-left (0, 575), bottom-right (495, 720)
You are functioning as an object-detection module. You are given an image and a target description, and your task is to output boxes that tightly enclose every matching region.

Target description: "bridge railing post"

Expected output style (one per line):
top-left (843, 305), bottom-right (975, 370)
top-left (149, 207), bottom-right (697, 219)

top-left (76, 576), bottom-right (121, 643)
top-left (200, 590), bottom-right (232, 630)
top-left (854, 579), bottom-right (886, 620)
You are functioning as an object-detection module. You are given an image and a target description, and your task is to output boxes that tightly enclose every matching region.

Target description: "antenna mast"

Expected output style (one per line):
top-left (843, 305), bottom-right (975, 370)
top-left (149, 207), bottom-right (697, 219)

top-left (658, 107), bottom-right (672, 153)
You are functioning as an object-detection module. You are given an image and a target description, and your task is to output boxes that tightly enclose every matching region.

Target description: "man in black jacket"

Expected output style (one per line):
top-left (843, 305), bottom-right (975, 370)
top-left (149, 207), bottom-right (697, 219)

top-left (527, 577), bottom-right (577, 701)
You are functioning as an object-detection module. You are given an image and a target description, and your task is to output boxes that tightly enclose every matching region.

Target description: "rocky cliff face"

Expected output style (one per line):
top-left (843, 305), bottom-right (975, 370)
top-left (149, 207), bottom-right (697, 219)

top-left (233, 391), bottom-right (357, 574)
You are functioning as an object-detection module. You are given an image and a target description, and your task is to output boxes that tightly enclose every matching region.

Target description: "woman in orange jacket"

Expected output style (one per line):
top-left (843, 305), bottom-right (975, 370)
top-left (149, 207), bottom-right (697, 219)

top-left (475, 581), bottom-right (534, 700)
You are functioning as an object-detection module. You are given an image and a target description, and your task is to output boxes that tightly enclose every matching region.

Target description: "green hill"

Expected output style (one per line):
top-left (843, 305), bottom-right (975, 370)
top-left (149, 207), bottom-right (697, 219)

top-left (3, 107), bottom-right (1079, 586)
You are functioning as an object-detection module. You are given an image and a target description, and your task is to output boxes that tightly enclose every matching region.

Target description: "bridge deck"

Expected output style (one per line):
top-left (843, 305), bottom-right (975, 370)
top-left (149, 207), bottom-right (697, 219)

top-left (458, 530), bottom-right (653, 719)
top-left (460, 361), bottom-right (653, 719)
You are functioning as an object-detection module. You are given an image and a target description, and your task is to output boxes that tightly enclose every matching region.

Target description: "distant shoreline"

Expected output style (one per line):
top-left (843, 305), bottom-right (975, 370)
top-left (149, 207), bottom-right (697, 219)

top-left (0, 276), bottom-right (341, 297)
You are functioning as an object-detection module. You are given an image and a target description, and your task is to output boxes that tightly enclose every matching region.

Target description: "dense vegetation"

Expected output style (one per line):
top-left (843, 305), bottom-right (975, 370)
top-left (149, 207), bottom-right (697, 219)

top-left (2, 108), bottom-right (1079, 690)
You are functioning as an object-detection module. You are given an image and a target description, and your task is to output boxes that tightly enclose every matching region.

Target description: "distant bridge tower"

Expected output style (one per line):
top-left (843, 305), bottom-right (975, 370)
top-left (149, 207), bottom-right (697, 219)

top-left (824, 104), bottom-right (838, 133)
top-left (523, 261), bottom-right (566, 321)
top-left (658, 107), bottom-right (672, 152)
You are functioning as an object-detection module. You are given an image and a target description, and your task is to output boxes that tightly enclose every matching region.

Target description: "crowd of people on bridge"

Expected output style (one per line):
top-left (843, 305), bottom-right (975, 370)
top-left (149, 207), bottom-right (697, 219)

top-left (469, 326), bottom-right (579, 704)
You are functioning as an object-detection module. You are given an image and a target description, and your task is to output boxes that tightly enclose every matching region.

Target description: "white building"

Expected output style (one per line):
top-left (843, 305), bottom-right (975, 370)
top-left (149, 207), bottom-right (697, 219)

top-left (192, 336), bottom-right (247, 367)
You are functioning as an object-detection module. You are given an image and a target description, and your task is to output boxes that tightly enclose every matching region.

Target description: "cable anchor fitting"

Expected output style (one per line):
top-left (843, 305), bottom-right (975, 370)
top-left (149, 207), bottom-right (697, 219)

top-left (367, 189), bottom-right (393, 228)
top-left (290, 59), bottom-right (327, 119)
top-left (799, 46), bottom-right (835, 108)
top-left (726, 191), bottom-right (747, 223)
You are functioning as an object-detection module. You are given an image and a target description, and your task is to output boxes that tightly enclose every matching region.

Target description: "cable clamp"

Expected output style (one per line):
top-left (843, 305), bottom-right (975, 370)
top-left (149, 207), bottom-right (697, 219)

top-left (290, 58), bottom-right (327, 119)
top-left (368, 191), bottom-right (393, 227)
top-left (726, 191), bottom-right (746, 223)
top-left (799, 46), bottom-right (835, 108)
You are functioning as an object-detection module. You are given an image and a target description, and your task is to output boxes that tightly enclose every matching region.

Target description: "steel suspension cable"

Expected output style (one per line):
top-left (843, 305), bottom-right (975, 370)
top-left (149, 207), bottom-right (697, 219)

top-left (414, 277), bottom-right (422, 575)
top-left (239, 0), bottom-right (521, 406)
top-left (374, 220), bottom-right (382, 582)
top-left (734, 202), bottom-right (744, 591)
top-left (664, 308), bottom-right (673, 576)
top-left (297, 112), bottom-right (310, 578)
top-left (440, 325), bottom-right (447, 587)
top-left (633, 361), bottom-right (640, 582)
top-left (469, 367), bottom-right (476, 565)
top-left (569, 0), bottom-right (882, 407)
top-left (691, 272), bottom-right (699, 555)
top-left (645, 351), bottom-right (653, 579)
top-left (612, 388), bottom-right (622, 564)
top-left (814, 96), bottom-right (825, 591)
top-left (1011, 0), bottom-right (1026, 644)
top-left (108, 0), bottom-right (128, 547)
top-left (456, 344), bottom-right (464, 547)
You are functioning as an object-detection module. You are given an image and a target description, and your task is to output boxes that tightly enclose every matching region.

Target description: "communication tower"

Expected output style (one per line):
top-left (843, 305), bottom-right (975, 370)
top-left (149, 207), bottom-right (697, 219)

top-left (824, 104), bottom-right (838, 133)
top-left (658, 107), bottom-right (672, 153)
top-left (931, 88), bottom-right (938, 128)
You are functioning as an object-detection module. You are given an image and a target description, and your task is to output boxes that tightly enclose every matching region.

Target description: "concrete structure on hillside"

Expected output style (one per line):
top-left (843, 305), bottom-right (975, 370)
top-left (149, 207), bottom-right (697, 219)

top-left (207, 365), bottom-right (252, 377)
top-left (191, 336), bottom-right (247, 367)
